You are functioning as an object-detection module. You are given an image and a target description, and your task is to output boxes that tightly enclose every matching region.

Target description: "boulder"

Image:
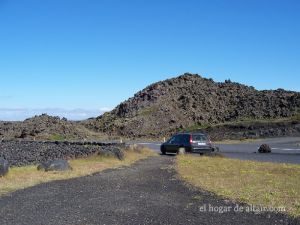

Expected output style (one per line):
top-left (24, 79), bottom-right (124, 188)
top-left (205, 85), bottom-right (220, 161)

top-left (258, 144), bottom-right (272, 153)
top-left (100, 147), bottom-right (125, 160)
top-left (37, 159), bottom-right (72, 172)
top-left (111, 147), bottom-right (125, 160)
top-left (0, 157), bottom-right (9, 176)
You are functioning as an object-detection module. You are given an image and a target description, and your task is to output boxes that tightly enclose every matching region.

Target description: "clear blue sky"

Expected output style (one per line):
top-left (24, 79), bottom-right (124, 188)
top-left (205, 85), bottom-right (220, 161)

top-left (0, 0), bottom-right (299, 120)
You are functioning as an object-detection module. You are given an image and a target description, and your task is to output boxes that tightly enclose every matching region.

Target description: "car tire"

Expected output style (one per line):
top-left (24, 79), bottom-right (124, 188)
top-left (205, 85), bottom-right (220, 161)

top-left (161, 147), bottom-right (166, 155)
top-left (178, 147), bottom-right (186, 155)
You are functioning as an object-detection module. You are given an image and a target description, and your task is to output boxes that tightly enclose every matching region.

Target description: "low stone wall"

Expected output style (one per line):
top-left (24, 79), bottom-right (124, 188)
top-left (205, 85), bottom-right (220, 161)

top-left (0, 140), bottom-right (125, 167)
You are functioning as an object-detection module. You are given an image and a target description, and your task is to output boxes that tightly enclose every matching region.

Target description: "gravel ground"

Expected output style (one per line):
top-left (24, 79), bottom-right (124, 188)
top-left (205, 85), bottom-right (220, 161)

top-left (0, 156), bottom-right (299, 225)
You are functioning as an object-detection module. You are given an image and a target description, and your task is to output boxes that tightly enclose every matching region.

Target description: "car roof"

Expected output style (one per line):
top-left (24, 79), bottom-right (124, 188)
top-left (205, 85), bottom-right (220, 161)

top-left (176, 132), bottom-right (207, 136)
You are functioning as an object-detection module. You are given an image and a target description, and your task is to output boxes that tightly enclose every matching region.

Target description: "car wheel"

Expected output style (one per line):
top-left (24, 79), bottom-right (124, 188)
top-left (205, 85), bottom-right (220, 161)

top-left (178, 147), bottom-right (186, 155)
top-left (161, 147), bottom-right (166, 155)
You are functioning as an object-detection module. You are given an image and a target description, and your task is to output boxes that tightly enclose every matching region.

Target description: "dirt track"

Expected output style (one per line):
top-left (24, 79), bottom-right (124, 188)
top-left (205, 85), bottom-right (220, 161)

top-left (0, 156), bottom-right (298, 225)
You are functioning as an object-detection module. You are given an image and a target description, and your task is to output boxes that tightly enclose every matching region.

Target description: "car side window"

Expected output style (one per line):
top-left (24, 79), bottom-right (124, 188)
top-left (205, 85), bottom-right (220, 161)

top-left (168, 135), bottom-right (181, 144)
top-left (168, 136), bottom-right (177, 144)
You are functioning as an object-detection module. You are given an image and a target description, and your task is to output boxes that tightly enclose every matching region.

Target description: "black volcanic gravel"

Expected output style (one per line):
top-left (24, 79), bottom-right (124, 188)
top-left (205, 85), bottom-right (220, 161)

top-left (0, 156), bottom-right (298, 225)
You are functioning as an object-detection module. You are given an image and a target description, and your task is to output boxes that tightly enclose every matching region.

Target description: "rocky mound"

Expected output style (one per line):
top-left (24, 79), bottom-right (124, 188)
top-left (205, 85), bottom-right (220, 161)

top-left (84, 73), bottom-right (300, 138)
top-left (0, 114), bottom-right (95, 140)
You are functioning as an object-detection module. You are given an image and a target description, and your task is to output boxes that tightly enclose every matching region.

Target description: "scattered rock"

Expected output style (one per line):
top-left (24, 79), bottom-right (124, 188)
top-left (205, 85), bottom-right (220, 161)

top-left (37, 159), bottom-right (72, 172)
top-left (0, 157), bottom-right (9, 176)
top-left (258, 144), bottom-right (272, 153)
top-left (99, 147), bottom-right (125, 160)
top-left (109, 147), bottom-right (125, 160)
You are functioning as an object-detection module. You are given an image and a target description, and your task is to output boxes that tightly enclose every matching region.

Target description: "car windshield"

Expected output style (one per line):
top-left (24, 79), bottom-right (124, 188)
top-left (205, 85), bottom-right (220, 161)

top-left (192, 134), bottom-right (207, 142)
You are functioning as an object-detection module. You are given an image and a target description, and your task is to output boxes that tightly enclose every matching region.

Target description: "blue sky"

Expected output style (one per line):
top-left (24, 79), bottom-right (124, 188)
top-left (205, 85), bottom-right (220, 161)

top-left (0, 0), bottom-right (299, 120)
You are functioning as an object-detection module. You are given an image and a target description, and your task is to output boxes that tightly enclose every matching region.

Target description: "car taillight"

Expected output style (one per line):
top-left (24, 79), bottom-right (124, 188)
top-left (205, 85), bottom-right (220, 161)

top-left (189, 135), bottom-right (193, 144)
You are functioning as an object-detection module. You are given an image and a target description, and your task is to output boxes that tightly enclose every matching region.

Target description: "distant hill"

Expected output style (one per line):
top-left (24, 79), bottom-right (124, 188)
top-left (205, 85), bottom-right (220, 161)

top-left (0, 114), bottom-right (105, 140)
top-left (84, 73), bottom-right (300, 138)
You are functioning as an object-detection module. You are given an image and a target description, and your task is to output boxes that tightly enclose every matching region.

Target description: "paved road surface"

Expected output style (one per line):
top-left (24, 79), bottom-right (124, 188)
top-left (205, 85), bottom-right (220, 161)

top-left (0, 156), bottom-right (298, 225)
top-left (135, 137), bottom-right (300, 164)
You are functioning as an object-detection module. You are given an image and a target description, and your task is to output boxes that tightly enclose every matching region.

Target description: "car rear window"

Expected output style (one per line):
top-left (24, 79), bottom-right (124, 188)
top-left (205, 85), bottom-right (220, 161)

top-left (192, 134), bottom-right (207, 142)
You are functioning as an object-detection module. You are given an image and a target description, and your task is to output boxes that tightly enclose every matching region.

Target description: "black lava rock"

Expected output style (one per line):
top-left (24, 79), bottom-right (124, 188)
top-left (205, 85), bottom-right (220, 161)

top-left (258, 144), bottom-right (272, 153)
top-left (0, 141), bottom-right (124, 167)
top-left (110, 147), bottom-right (125, 160)
top-left (98, 147), bottom-right (125, 160)
top-left (37, 159), bottom-right (72, 172)
top-left (0, 157), bottom-right (9, 176)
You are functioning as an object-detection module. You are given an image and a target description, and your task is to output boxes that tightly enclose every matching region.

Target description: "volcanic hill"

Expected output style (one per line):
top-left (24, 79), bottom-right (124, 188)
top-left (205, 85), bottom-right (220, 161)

top-left (84, 73), bottom-right (300, 139)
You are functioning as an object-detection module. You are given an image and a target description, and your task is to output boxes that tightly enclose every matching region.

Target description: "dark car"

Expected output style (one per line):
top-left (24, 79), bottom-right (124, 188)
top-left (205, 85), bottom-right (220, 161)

top-left (160, 132), bottom-right (217, 155)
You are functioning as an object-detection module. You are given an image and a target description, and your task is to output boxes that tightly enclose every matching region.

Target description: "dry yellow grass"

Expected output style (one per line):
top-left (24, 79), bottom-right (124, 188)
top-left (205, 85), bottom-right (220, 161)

top-left (0, 148), bottom-right (156, 196)
top-left (176, 155), bottom-right (300, 217)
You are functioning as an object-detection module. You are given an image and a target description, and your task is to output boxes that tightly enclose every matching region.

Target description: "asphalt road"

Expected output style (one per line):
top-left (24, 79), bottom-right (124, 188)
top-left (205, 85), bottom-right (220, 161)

top-left (1, 156), bottom-right (298, 225)
top-left (135, 137), bottom-right (300, 164)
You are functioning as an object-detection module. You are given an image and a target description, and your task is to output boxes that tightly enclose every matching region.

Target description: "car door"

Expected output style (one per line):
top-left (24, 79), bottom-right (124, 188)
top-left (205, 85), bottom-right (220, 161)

top-left (165, 135), bottom-right (180, 153)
